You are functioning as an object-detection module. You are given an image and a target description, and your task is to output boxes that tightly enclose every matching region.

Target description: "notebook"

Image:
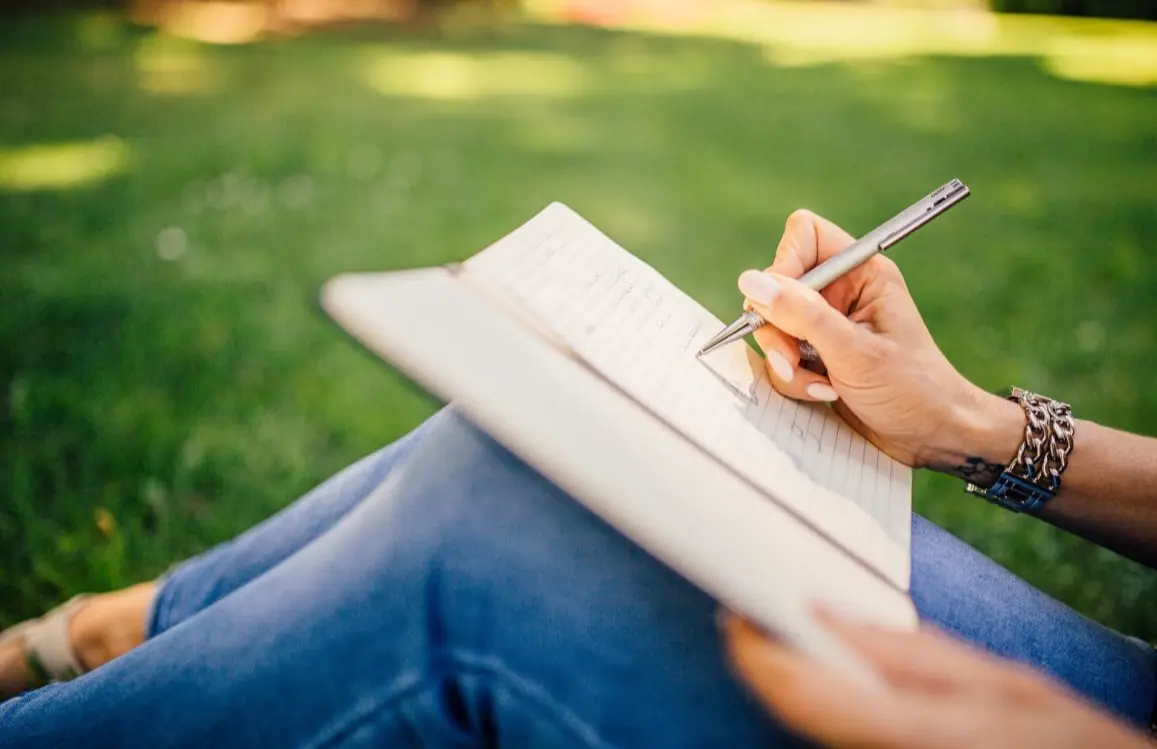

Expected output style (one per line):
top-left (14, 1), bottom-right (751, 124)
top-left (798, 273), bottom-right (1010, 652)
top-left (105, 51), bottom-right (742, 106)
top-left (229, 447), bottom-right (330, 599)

top-left (321, 202), bottom-right (917, 681)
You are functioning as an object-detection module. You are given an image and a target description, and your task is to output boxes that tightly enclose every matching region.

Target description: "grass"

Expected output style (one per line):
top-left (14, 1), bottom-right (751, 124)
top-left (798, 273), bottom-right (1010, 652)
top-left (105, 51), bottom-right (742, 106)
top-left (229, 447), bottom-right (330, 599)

top-left (1, 6), bottom-right (1156, 639)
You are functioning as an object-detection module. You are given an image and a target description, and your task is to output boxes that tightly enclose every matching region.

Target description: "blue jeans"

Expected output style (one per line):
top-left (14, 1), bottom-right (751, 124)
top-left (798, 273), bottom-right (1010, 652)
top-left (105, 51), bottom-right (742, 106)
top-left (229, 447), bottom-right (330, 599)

top-left (2, 409), bottom-right (1154, 747)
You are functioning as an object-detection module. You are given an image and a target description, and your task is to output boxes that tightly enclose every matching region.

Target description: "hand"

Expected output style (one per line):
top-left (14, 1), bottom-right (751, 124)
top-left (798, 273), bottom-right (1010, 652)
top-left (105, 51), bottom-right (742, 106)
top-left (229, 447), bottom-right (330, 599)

top-left (720, 610), bottom-right (1150, 749)
top-left (737, 210), bottom-right (1023, 478)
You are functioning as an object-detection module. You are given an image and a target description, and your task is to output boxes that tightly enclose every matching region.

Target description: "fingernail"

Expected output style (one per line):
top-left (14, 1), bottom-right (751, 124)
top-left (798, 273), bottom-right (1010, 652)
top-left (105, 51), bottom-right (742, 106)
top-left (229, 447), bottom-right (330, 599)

top-left (737, 270), bottom-right (780, 306)
top-left (806, 383), bottom-right (839, 402)
top-left (766, 351), bottom-right (794, 382)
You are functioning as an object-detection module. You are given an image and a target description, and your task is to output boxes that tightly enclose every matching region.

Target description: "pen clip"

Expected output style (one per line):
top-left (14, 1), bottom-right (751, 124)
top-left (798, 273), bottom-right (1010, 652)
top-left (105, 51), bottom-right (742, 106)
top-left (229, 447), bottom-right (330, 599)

top-left (879, 179), bottom-right (970, 251)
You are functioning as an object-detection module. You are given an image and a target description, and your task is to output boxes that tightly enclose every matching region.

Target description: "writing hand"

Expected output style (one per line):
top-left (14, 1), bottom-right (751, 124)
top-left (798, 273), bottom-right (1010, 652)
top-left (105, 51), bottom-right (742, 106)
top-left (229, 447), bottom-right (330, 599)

top-left (738, 210), bottom-right (1022, 479)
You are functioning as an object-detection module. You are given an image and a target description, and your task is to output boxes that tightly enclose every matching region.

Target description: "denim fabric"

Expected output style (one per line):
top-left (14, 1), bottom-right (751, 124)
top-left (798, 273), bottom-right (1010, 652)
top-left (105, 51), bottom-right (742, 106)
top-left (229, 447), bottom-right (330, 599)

top-left (2, 409), bottom-right (1153, 748)
top-left (147, 408), bottom-right (452, 639)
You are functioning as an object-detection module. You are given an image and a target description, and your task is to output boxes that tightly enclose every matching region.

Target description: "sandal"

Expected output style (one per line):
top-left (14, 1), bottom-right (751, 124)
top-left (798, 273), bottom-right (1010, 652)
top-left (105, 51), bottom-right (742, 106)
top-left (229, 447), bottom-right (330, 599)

top-left (0, 595), bottom-right (91, 688)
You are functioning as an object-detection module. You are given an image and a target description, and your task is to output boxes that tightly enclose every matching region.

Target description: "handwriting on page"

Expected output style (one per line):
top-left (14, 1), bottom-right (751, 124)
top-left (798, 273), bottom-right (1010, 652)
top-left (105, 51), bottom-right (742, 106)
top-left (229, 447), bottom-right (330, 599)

top-left (465, 204), bottom-right (911, 564)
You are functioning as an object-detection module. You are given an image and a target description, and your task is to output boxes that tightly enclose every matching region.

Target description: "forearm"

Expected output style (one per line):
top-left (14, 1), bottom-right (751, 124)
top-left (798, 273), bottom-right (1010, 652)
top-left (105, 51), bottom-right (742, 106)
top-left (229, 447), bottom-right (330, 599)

top-left (933, 391), bottom-right (1157, 568)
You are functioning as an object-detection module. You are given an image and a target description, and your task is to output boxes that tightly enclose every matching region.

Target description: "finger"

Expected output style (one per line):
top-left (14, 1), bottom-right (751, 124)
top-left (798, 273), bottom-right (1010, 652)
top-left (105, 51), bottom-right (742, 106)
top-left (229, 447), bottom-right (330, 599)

top-left (751, 315), bottom-right (800, 379)
top-left (750, 320), bottom-right (839, 402)
top-left (750, 314), bottom-right (835, 401)
top-left (721, 614), bottom-right (926, 748)
top-left (768, 209), bottom-right (856, 280)
top-left (813, 607), bottom-right (1026, 692)
top-left (738, 270), bottom-right (865, 366)
top-left (769, 212), bottom-right (901, 317)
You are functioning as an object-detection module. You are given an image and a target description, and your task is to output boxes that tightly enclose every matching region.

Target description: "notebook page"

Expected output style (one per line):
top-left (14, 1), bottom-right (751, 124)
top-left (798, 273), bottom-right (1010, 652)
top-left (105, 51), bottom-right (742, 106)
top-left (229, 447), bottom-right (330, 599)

top-left (465, 203), bottom-right (911, 587)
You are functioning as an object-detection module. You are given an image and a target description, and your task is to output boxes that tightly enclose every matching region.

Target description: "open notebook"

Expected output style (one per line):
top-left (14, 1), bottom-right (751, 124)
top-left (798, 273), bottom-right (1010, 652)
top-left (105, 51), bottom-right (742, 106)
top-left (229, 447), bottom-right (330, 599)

top-left (322, 202), bottom-right (917, 679)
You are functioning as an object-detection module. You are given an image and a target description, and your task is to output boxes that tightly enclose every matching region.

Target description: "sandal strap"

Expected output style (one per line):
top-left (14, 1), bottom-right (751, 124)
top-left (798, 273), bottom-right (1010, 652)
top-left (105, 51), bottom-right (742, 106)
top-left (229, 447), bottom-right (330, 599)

top-left (7, 595), bottom-right (90, 682)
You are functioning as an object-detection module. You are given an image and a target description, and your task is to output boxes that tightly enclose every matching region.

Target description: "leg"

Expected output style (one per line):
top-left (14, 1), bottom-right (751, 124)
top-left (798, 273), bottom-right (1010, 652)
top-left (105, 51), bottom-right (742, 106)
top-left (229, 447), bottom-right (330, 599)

top-left (0, 409), bottom-right (445, 698)
top-left (3, 412), bottom-right (1153, 746)
top-left (911, 517), bottom-right (1157, 725)
top-left (149, 407), bottom-right (449, 635)
top-left (0, 411), bottom-right (790, 748)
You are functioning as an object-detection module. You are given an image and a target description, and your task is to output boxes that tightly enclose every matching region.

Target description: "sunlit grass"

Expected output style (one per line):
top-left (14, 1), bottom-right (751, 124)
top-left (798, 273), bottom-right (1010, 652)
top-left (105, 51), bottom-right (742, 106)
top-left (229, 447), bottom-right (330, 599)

top-left (134, 32), bottom-right (224, 95)
top-left (530, 0), bottom-right (1157, 87)
top-left (0, 137), bottom-right (131, 191)
top-left (362, 49), bottom-right (590, 100)
top-left (1042, 33), bottom-right (1157, 87)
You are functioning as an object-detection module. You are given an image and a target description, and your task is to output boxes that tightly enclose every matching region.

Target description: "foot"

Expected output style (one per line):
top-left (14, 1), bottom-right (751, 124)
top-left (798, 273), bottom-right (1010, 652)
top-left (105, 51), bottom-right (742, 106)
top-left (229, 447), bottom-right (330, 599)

top-left (0, 582), bottom-right (155, 699)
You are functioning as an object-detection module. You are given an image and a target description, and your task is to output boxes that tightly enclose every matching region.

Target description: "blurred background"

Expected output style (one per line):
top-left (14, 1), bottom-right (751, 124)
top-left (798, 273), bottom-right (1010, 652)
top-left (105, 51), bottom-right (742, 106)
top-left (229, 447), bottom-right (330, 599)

top-left (2, 0), bottom-right (1155, 640)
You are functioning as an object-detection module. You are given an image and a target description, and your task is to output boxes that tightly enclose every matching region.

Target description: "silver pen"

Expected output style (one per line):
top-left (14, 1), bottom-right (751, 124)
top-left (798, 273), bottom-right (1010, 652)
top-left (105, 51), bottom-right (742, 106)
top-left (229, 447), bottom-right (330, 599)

top-left (695, 178), bottom-right (971, 359)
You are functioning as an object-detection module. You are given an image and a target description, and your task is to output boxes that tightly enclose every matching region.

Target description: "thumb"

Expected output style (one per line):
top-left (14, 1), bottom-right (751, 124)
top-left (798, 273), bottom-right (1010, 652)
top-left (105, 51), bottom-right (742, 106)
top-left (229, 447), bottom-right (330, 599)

top-left (769, 209), bottom-right (856, 280)
top-left (737, 270), bottom-right (862, 357)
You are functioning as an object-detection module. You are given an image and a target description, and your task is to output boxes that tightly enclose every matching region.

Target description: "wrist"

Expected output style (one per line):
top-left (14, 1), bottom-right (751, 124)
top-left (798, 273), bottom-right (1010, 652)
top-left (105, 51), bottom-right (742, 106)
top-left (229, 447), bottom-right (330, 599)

top-left (921, 387), bottom-right (1025, 487)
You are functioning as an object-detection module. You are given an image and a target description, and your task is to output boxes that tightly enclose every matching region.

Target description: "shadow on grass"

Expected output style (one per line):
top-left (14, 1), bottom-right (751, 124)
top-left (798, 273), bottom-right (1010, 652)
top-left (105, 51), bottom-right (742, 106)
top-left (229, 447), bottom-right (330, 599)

top-left (1, 15), bottom-right (1155, 637)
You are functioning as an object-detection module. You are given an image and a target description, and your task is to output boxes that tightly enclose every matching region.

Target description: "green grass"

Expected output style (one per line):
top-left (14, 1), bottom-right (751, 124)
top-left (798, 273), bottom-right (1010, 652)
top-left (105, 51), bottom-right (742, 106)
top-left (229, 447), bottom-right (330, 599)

top-left (1, 8), bottom-right (1156, 638)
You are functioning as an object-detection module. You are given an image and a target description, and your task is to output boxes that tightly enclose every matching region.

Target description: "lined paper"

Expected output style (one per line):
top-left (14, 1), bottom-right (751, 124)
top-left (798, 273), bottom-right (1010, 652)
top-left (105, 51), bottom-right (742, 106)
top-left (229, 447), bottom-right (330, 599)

top-left (466, 203), bottom-right (911, 586)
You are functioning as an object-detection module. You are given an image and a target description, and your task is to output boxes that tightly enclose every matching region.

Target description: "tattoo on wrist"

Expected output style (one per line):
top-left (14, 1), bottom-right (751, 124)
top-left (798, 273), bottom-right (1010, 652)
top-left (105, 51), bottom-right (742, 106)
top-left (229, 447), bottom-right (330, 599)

top-left (947, 456), bottom-right (1006, 487)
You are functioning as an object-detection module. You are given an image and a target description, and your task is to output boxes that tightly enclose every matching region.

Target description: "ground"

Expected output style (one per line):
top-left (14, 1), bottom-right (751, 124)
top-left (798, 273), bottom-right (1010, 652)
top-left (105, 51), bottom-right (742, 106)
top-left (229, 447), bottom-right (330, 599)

top-left (1, 5), bottom-right (1155, 639)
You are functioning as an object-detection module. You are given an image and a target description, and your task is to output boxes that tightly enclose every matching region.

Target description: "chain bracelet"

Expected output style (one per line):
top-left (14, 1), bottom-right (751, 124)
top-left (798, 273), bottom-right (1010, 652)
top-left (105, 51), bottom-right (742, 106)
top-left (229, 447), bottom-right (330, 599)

top-left (1041, 398), bottom-right (1075, 490)
top-left (967, 387), bottom-right (1076, 512)
top-left (1007, 387), bottom-right (1075, 491)
top-left (1009, 395), bottom-right (1051, 482)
